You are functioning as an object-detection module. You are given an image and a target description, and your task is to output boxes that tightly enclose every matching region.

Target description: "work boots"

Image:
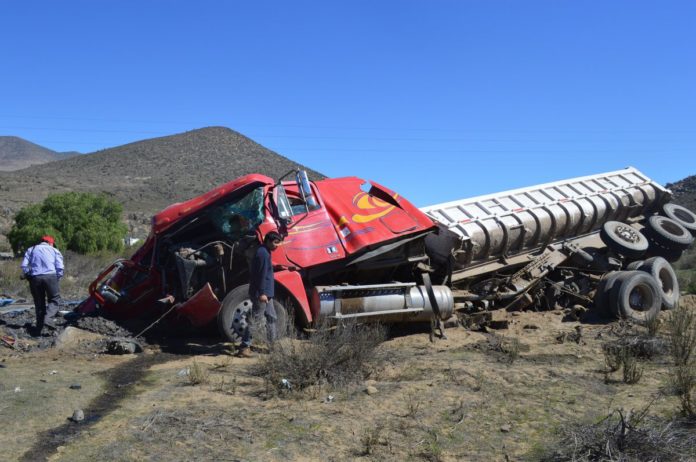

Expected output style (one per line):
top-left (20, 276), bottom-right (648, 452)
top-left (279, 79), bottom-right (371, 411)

top-left (236, 347), bottom-right (253, 358)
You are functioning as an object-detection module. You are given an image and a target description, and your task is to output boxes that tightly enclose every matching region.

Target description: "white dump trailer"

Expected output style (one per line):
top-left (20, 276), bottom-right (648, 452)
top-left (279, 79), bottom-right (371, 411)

top-left (420, 167), bottom-right (696, 323)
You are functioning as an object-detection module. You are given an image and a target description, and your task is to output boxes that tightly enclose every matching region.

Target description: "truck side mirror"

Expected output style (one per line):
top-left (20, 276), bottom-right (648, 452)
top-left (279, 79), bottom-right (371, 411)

top-left (296, 170), bottom-right (319, 210)
top-left (273, 184), bottom-right (293, 224)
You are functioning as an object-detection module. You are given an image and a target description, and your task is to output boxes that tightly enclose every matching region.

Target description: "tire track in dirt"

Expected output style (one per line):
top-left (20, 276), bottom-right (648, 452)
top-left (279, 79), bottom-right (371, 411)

top-left (20, 352), bottom-right (176, 462)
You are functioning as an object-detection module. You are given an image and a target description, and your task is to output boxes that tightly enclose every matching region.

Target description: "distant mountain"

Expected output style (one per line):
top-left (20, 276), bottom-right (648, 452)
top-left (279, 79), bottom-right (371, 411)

top-left (0, 126), bottom-right (324, 216)
top-left (0, 136), bottom-right (80, 171)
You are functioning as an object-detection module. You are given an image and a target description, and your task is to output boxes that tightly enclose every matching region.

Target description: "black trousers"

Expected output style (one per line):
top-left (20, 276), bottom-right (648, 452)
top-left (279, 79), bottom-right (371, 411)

top-left (29, 274), bottom-right (62, 330)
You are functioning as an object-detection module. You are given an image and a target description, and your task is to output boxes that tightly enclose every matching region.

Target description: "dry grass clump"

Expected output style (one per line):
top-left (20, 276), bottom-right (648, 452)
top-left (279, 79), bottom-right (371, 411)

top-left (603, 344), bottom-right (644, 384)
top-left (254, 320), bottom-right (386, 396)
top-left (186, 359), bottom-right (209, 386)
top-left (538, 408), bottom-right (696, 461)
top-left (667, 303), bottom-right (696, 416)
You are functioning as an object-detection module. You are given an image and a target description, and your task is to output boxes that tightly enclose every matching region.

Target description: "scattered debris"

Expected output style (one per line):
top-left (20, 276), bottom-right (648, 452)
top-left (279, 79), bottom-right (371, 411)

top-left (500, 424), bottom-right (512, 433)
top-left (69, 409), bottom-right (85, 423)
top-left (14, 386), bottom-right (21, 393)
top-left (69, 384), bottom-right (82, 390)
top-left (106, 339), bottom-right (142, 355)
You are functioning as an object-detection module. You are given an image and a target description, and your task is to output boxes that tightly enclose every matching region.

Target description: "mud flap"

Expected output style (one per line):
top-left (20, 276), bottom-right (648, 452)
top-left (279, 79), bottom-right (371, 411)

top-left (175, 283), bottom-right (221, 327)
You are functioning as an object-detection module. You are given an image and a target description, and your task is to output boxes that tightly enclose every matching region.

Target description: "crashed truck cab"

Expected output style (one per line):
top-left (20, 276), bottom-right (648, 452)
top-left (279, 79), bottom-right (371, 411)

top-left (78, 170), bottom-right (453, 341)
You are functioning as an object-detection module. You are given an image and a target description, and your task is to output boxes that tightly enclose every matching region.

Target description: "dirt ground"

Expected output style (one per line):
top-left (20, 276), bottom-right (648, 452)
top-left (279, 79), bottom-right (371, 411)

top-left (1, 297), bottom-right (695, 462)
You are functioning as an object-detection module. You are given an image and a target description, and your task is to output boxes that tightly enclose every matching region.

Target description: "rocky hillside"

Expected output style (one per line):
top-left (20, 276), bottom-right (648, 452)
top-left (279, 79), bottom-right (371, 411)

top-left (0, 127), bottom-right (323, 213)
top-left (0, 127), bottom-right (324, 245)
top-left (667, 174), bottom-right (696, 212)
top-left (0, 136), bottom-right (80, 171)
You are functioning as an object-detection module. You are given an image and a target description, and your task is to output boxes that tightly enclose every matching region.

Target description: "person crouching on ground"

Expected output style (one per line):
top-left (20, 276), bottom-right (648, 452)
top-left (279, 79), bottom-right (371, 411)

top-left (237, 231), bottom-right (283, 358)
top-left (21, 235), bottom-right (64, 334)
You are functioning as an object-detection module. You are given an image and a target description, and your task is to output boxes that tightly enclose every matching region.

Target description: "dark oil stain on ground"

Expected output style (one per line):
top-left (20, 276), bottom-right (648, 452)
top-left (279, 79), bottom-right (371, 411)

top-left (19, 352), bottom-right (176, 462)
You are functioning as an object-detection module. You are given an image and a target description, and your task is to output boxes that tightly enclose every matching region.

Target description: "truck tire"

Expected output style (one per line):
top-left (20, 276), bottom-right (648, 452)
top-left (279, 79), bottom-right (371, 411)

top-left (644, 215), bottom-right (694, 250)
top-left (599, 221), bottom-right (649, 259)
top-left (609, 271), bottom-right (661, 323)
top-left (625, 260), bottom-right (644, 271)
top-left (637, 257), bottom-right (679, 310)
top-left (662, 203), bottom-right (696, 236)
top-left (217, 284), bottom-right (288, 344)
top-left (594, 271), bottom-right (622, 313)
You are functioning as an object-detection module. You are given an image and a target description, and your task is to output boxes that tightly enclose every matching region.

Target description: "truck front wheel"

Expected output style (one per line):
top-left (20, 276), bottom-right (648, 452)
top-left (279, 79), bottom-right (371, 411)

top-left (217, 284), bottom-right (288, 344)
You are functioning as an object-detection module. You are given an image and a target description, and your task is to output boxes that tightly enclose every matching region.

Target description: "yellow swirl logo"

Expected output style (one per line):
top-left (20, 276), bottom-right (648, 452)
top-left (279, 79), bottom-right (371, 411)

top-left (351, 192), bottom-right (397, 223)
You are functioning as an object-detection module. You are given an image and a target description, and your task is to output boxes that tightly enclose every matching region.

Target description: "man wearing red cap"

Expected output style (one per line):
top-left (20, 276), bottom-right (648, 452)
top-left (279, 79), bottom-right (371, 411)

top-left (21, 235), bottom-right (64, 334)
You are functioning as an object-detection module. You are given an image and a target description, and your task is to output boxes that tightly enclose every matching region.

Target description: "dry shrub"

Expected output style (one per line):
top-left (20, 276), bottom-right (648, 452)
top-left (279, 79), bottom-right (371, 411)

top-left (254, 320), bottom-right (386, 396)
top-left (538, 408), bottom-right (696, 461)
top-left (360, 423), bottom-right (384, 456)
top-left (488, 334), bottom-right (523, 364)
top-left (671, 365), bottom-right (696, 416)
top-left (668, 303), bottom-right (696, 367)
top-left (602, 344), bottom-right (644, 384)
top-left (187, 359), bottom-right (209, 386)
top-left (667, 303), bottom-right (696, 416)
top-left (645, 312), bottom-right (661, 337)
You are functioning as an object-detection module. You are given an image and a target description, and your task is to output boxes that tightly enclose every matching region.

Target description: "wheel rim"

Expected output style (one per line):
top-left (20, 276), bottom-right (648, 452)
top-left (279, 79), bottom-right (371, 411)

top-left (659, 218), bottom-right (687, 237)
top-left (657, 267), bottom-right (674, 298)
top-left (628, 285), bottom-right (655, 312)
top-left (614, 225), bottom-right (641, 243)
top-left (230, 299), bottom-right (253, 337)
top-left (674, 208), bottom-right (696, 225)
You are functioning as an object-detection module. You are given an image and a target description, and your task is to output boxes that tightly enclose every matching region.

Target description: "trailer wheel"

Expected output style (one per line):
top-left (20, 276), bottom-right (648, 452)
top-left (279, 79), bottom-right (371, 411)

top-left (217, 284), bottom-right (288, 344)
top-left (594, 271), bottom-right (621, 313)
top-left (609, 271), bottom-right (661, 323)
top-left (662, 203), bottom-right (696, 236)
top-left (637, 257), bottom-right (679, 310)
top-left (644, 215), bottom-right (694, 250)
top-left (599, 221), bottom-right (649, 259)
top-left (625, 260), bottom-right (644, 271)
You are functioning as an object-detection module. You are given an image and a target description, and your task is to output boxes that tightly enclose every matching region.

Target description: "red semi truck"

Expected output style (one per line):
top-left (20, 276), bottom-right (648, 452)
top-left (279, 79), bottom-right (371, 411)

top-left (79, 168), bottom-right (696, 341)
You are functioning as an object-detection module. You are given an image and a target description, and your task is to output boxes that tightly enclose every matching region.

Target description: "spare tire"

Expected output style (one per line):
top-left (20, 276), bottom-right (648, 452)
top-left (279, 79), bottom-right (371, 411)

top-left (662, 203), bottom-right (696, 236)
top-left (644, 215), bottom-right (694, 251)
top-left (609, 271), bottom-right (662, 323)
top-left (599, 221), bottom-right (649, 259)
top-left (638, 256), bottom-right (679, 310)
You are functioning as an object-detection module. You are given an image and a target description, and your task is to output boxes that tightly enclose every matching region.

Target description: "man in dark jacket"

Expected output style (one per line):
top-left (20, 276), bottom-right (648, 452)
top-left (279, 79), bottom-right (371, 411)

top-left (238, 231), bottom-right (283, 357)
top-left (21, 235), bottom-right (64, 334)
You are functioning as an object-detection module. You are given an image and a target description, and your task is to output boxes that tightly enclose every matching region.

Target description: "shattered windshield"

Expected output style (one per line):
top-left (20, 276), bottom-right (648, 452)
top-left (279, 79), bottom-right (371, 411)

top-left (208, 187), bottom-right (265, 241)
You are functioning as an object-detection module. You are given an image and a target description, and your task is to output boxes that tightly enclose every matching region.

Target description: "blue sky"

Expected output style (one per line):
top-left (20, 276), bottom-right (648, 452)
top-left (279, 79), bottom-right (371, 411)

top-left (1, 1), bottom-right (695, 207)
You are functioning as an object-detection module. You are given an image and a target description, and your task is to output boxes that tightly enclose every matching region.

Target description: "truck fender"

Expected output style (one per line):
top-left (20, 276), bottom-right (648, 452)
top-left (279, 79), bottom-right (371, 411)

top-left (274, 269), bottom-right (313, 325)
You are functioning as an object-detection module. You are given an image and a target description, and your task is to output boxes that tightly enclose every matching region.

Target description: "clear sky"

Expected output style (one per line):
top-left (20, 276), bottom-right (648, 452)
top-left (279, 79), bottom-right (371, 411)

top-left (2, 1), bottom-right (695, 207)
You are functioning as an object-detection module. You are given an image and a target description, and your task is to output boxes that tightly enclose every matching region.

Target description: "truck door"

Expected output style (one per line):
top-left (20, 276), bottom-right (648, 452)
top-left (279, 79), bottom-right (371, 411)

top-left (280, 183), bottom-right (346, 268)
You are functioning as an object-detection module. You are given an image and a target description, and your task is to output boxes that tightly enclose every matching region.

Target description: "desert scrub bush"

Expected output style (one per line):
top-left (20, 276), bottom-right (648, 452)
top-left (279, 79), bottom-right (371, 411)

top-left (537, 407), bottom-right (696, 462)
top-left (668, 303), bottom-right (696, 367)
top-left (186, 360), bottom-right (209, 386)
top-left (603, 344), bottom-right (644, 384)
top-left (253, 320), bottom-right (386, 397)
top-left (360, 423), bottom-right (384, 456)
top-left (667, 303), bottom-right (696, 416)
top-left (488, 334), bottom-right (523, 364)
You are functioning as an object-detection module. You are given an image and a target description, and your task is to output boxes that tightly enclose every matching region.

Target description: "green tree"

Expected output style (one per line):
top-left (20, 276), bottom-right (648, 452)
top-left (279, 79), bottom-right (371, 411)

top-left (8, 192), bottom-right (128, 254)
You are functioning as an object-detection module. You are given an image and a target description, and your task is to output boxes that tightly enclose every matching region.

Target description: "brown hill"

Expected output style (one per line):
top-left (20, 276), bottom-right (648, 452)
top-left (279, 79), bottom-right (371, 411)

top-left (0, 127), bottom-right (324, 214)
top-left (0, 136), bottom-right (80, 171)
top-left (666, 174), bottom-right (696, 212)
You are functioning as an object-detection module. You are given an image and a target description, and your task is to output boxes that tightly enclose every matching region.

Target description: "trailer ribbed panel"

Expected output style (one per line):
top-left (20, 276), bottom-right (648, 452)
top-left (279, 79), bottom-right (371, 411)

top-left (420, 167), bottom-right (670, 270)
